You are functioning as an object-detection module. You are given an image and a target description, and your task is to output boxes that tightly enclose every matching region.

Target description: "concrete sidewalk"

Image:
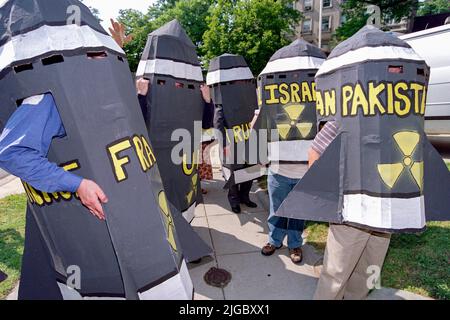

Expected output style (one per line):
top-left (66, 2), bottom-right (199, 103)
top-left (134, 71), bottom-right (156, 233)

top-left (0, 174), bottom-right (24, 199)
top-left (189, 169), bottom-right (321, 300)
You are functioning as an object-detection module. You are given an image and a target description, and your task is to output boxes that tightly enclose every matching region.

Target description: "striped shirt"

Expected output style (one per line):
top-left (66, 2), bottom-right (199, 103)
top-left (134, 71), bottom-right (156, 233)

top-left (311, 121), bottom-right (339, 155)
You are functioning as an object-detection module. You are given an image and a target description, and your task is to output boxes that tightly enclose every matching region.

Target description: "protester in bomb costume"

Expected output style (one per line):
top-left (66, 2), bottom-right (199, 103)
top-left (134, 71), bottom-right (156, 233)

top-left (137, 21), bottom-right (202, 219)
top-left (0, 0), bottom-right (199, 300)
top-left (136, 20), bottom-right (212, 262)
top-left (276, 26), bottom-right (450, 299)
top-left (256, 39), bottom-right (327, 263)
top-left (207, 54), bottom-right (265, 214)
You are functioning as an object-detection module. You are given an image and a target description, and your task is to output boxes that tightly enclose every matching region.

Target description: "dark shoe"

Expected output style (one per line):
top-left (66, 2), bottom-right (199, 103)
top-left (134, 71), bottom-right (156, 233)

top-left (289, 247), bottom-right (303, 264)
top-left (241, 200), bottom-right (258, 208)
top-left (231, 205), bottom-right (241, 214)
top-left (201, 188), bottom-right (208, 195)
top-left (261, 243), bottom-right (282, 256)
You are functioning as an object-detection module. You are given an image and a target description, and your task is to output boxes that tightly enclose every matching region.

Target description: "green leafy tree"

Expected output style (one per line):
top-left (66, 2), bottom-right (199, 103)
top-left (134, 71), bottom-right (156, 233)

top-left (203, 0), bottom-right (301, 74)
top-left (154, 0), bottom-right (217, 58)
top-left (117, 1), bottom-right (179, 71)
top-left (118, 9), bottom-right (155, 71)
top-left (148, 0), bottom-right (179, 19)
top-left (366, 0), bottom-right (419, 21)
top-left (333, 0), bottom-right (419, 44)
top-left (119, 0), bottom-right (217, 71)
top-left (80, 0), bottom-right (102, 22)
top-left (202, 0), bottom-right (235, 56)
top-left (417, 0), bottom-right (450, 16)
top-left (332, 2), bottom-right (368, 46)
top-left (118, 0), bottom-right (301, 74)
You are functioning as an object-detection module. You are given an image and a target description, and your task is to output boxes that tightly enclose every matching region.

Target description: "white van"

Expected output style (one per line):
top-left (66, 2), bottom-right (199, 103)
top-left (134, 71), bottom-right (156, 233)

top-left (400, 24), bottom-right (450, 135)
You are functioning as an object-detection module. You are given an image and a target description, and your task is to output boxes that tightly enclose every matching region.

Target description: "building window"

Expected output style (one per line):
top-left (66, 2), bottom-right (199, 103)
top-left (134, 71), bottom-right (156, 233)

top-left (322, 16), bottom-right (332, 32)
top-left (323, 0), bottom-right (332, 8)
top-left (304, 0), bottom-right (313, 11)
top-left (302, 18), bottom-right (312, 33)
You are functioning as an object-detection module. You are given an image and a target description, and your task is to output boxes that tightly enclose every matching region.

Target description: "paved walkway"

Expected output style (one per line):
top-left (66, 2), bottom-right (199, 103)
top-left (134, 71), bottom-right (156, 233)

top-left (0, 175), bottom-right (24, 199)
top-left (190, 169), bottom-right (321, 300)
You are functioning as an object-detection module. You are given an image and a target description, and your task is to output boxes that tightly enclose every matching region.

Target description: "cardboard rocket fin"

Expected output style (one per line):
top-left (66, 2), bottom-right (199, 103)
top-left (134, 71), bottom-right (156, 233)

top-left (275, 134), bottom-right (344, 223)
top-left (423, 139), bottom-right (450, 221)
top-left (171, 203), bottom-right (212, 262)
top-left (0, 270), bottom-right (7, 283)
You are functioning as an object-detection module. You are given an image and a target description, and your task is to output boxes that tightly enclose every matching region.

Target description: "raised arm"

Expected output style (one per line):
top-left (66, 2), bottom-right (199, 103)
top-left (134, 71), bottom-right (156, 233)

top-left (309, 121), bottom-right (339, 168)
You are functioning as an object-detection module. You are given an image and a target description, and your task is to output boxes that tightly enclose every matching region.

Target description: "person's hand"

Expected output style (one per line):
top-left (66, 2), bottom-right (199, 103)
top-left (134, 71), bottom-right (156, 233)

top-left (308, 148), bottom-right (321, 168)
top-left (136, 78), bottom-right (150, 96)
top-left (200, 84), bottom-right (211, 103)
top-left (109, 19), bottom-right (133, 48)
top-left (77, 179), bottom-right (108, 220)
top-left (250, 110), bottom-right (260, 129)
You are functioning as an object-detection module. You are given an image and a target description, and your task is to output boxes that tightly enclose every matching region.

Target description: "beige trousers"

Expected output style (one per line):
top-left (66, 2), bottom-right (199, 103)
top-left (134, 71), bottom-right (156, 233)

top-left (314, 223), bottom-right (391, 300)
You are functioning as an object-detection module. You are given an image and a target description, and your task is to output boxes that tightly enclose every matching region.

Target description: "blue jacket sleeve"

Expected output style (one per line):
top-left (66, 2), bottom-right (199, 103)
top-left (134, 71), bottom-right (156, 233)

top-left (0, 94), bottom-right (83, 193)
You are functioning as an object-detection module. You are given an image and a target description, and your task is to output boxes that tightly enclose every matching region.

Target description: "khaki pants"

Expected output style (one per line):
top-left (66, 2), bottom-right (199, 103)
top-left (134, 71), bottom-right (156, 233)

top-left (314, 223), bottom-right (391, 300)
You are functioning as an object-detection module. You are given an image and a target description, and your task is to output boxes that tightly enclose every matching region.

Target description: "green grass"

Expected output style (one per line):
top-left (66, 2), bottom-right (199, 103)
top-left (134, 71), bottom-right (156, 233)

top-left (304, 222), bottom-right (450, 300)
top-left (304, 222), bottom-right (329, 251)
top-left (382, 222), bottom-right (450, 299)
top-left (0, 194), bottom-right (26, 300)
top-left (257, 176), bottom-right (268, 191)
top-left (447, 163), bottom-right (450, 171)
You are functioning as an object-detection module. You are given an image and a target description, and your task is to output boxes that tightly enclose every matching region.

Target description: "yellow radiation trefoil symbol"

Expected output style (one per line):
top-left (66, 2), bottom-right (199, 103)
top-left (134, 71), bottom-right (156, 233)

top-left (183, 150), bottom-right (200, 205)
top-left (276, 104), bottom-right (313, 140)
top-left (186, 173), bottom-right (199, 204)
top-left (158, 191), bottom-right (177, 252)
top-left (377, 131), bottom-right (423, 191)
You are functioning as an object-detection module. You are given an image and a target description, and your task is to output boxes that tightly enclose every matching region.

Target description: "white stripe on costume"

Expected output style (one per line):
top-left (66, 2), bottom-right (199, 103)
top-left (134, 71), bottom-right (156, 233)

top-left (136, 58), bottom-right (203, 82)
top-left (260, 56), bottom-right (325, 75)
top-left (0, 24), bottom-right (124, 73)
top-left (206, 67), bottom-right (254, 86)
top-left (342, 194), bottom-right (426, 231)
top-left (316, 46), bottom-right (424, 77)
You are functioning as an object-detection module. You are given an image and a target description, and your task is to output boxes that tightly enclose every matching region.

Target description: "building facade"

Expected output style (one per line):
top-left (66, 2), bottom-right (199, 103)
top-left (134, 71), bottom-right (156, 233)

top-left (294, 0), bottom-right (344, 52)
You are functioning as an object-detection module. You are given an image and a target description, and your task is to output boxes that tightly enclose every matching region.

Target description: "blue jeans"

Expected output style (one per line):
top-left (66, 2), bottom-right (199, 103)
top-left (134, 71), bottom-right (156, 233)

top-left (267, 171), bottom-right (305, 249)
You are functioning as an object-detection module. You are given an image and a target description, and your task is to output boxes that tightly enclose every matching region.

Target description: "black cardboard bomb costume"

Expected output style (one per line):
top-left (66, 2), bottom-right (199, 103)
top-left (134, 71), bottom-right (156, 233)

top-left (276, 26), bottom-right (450, 233)
top-left (0, 270), bottom-right (6, 283)
top-left (136, 20), bottom-right (206, 226)
top-left (0, 0), bottom-right (197, 300)
top-left (136, 20), bottom-right (211, 262)
top-left (256, 39), bottom-right (326, 163)
top-left (206, 54), bottom-right (265, 187)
